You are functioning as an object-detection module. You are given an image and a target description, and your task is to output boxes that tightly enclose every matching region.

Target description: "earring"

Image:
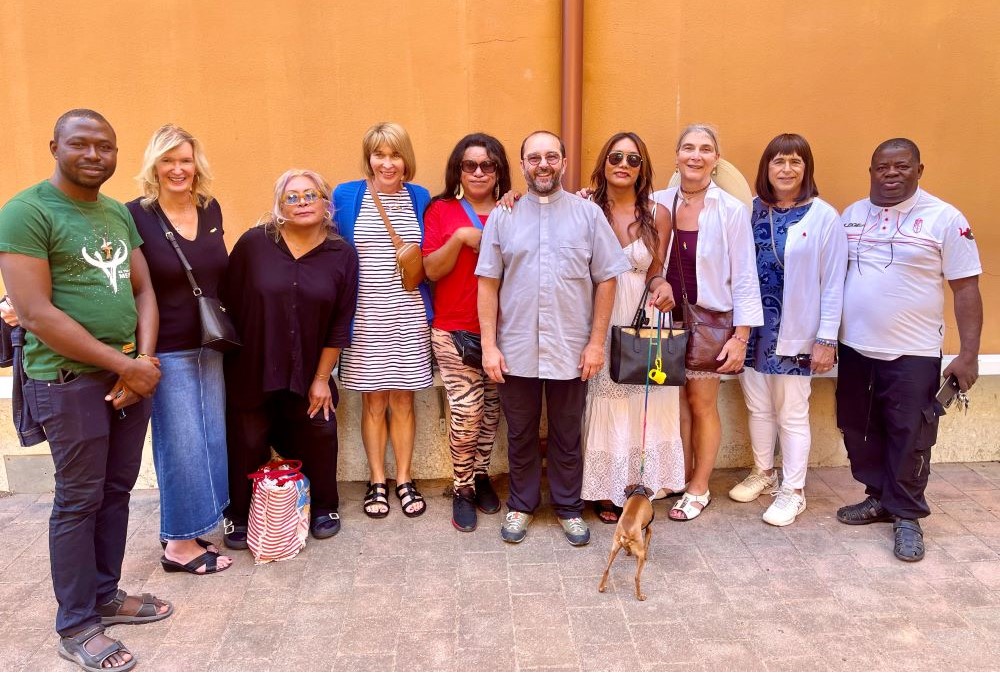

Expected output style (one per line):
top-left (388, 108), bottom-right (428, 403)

top-left (455, 184), bottom-right (465, 200)
top-left (276, 216), bottom-right (287, 226)
top-left (712, 166), bottom-right (718, 177)
top-left (323, 210), bottom-right (332, 222)
top-left (494, 183), bottom-right (500, 200)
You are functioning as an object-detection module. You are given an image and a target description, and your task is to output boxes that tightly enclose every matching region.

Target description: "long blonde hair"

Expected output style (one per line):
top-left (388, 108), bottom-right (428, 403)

top-left (135, 124), bottom-right (214, 209)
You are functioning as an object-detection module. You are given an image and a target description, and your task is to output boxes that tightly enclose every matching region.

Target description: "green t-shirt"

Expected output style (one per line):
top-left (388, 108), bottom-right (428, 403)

top-left (0, 180), bottom-right (144, 380)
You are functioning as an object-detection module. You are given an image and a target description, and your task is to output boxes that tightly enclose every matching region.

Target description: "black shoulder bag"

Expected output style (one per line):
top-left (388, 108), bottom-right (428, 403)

top-left (154, 206), bottom-right (242, 352)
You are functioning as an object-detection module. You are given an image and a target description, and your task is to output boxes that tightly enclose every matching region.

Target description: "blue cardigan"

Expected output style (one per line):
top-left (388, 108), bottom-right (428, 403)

top-left (331, 179), bottom-right (433, 323)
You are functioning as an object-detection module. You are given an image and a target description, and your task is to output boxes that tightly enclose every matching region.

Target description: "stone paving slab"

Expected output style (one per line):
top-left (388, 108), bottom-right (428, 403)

top-left (0, 464), bottom-right (998, 671)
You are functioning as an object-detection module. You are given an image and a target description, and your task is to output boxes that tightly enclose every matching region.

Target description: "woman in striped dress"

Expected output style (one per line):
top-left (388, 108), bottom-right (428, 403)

top-left (332, 122), bottom-right (433, 519)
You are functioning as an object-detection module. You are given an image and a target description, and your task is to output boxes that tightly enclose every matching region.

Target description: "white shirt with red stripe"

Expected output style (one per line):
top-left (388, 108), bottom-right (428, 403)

top-left (840, 188), bottom-right (981, 360)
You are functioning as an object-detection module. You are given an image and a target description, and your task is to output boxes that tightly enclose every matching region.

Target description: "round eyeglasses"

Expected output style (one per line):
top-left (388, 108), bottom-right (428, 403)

top-left (282, 189), bottom-right (322, 206)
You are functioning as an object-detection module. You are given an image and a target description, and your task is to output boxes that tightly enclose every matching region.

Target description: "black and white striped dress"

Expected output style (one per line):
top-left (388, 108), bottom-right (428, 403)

top-left (339, 190), bottom-right (433, 391)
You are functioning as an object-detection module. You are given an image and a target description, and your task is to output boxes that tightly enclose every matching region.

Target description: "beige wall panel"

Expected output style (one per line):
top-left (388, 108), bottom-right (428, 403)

top-left (584, 0), bottom-right (997, 352)
top-left (0, 0), bottom-right (560, 240)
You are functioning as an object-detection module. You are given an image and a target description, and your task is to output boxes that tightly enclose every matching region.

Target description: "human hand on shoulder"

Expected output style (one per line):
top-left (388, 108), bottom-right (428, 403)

top-left (496, 190), bottom-right (522, 212)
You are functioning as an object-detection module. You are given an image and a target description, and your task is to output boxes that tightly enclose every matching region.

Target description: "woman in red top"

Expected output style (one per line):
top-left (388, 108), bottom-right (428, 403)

top-left (422, 133), bottom-right (512, 532)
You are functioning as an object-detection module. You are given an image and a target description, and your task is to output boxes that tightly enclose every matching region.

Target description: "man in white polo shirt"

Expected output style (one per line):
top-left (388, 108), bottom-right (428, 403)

top-left (835, 138), bottom-right (982, 562)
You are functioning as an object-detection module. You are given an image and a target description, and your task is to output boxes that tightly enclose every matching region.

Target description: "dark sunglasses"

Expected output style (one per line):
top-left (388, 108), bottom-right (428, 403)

top-left (607, 151), bottom-right (643, 169)
top-left (460, 160), bottom-right (498, 175)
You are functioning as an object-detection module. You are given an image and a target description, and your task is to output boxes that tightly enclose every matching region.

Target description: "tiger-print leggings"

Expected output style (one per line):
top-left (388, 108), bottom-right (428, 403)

top-left (431, 328), bottom-right (501, 489)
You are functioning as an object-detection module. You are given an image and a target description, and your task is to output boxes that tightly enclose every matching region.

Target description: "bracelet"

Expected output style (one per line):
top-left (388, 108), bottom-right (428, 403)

top-left (730, 334), bottom-right (748, 345)
top-left (315, 372), bottom-right (331, 380)
top-left (136, 353), bottom-right (150, 360)
top-left (815, 338), bottom-right (837, 348)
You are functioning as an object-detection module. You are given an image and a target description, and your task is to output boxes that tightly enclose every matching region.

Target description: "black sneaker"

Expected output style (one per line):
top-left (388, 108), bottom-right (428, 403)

top-left (474, 474), bottom-right (501, 514)
top-left (452, 487), bottom-right (478, 532)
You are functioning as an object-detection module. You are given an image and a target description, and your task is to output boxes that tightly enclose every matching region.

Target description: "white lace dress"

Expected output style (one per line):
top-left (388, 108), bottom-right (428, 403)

top-left (581, 239), bottom-right (686, 507)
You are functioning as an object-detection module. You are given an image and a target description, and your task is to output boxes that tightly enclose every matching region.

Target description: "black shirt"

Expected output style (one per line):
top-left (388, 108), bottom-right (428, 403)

top-left (127, 198), bottom-right (229, 352)
top-left (222, 226), bottom-right (359, 409)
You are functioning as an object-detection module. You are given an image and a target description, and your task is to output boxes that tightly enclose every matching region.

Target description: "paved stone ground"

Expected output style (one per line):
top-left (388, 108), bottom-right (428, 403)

top-left (1, 463), bottom-right (999, 672)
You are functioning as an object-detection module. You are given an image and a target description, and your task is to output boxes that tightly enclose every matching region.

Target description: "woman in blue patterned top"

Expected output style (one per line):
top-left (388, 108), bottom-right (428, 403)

top-left (729, 134), bottom-right (847, 526)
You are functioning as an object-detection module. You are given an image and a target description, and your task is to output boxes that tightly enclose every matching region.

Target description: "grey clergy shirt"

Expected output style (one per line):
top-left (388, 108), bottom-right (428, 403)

top-left (475, 189), bottom-right (630, 380)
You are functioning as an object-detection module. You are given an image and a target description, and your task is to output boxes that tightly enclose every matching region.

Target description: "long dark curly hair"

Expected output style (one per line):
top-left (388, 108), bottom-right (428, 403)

top-left (430, 133), bottom-right (512, 205)
top-left (589, 131), bottom-right (658, 262)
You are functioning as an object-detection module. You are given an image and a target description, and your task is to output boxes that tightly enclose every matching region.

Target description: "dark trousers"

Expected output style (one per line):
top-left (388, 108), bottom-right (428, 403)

top-left (226, 389), bottom-right (340, 521)
top-left (498, 375), bottom-right (587, 518)
top-left (836, 344), bottom-right (941, 519)
top-left (24, 370), bottom-right (152, 636)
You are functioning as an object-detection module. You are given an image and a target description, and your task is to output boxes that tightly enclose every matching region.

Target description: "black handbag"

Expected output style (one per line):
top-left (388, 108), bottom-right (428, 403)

top-left (450, 330), bottom-right (483, 369)
top-left (154, 206), bottom-right (241, 352)
top-left (609, 283), bottom-right (687, 386)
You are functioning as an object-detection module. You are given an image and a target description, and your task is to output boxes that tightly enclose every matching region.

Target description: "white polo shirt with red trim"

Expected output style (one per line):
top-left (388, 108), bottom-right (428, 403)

top-left (840, 188), bottom-right (981, 360)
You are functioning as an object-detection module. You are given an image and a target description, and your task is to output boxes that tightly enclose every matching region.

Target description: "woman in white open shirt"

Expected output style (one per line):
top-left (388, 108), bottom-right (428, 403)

top-left (728, 133), bottom-right (847, 526)
top-left (653, 124), bottom-right (763, 521)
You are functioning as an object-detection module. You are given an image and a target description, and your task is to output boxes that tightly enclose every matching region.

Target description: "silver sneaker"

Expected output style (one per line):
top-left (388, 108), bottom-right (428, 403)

top-left (559, 516), bottom-right (591, 546)
top-left (500, 510), bottom-right (532, 543)
top-left (763, 486), bottom-right (806, 527)
top-left (729, 467), bottom-right (778, 502)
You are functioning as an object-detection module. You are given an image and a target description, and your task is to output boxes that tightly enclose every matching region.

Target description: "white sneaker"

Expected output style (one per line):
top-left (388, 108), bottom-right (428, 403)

top-left (728, 468), bottom-right (778, 502)
top-left (762, 486), bottom-right (806, 526)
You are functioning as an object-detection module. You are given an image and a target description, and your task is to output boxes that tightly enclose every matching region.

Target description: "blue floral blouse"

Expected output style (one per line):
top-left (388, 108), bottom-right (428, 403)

top-left (745, 198), bottom-right (813, 376)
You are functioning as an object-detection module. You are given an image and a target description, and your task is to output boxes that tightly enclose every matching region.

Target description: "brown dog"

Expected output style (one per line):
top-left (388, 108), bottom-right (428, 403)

top-left (598, 484), bottom-right (654, 601)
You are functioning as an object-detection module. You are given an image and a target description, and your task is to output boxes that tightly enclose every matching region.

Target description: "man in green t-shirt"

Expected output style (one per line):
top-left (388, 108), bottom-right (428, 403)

top-left (0, 109), bottom-right (171, 672)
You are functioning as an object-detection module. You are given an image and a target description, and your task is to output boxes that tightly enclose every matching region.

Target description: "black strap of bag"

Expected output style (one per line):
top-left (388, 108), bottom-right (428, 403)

top-left (153, 205), bottom-right (203, 297)
top-left (153, 205), bottom-right (241, 352)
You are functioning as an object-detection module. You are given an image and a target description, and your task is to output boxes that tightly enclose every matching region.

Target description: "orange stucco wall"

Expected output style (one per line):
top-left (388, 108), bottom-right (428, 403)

top-left (0, 0), bottom-right (994, 351)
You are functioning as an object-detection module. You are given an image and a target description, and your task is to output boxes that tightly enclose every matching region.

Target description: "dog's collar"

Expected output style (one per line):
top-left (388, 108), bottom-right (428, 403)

top-left (624, 484), bottom-right (654, 499)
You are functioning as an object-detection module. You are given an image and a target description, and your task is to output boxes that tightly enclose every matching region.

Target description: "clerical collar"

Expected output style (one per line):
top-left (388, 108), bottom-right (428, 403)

top-left (525, 189), bottom-right (564, 205)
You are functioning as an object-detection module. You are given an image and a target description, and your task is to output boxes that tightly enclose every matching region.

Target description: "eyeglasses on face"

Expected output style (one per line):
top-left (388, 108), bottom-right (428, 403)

top-left (607, 151), bottom-right (643, 168)
top-left (460, 159), bottom-right (498, 175)
top-left (523, 152), bottom-right (563, 166)
top-left (282, 189), bottom-right (322, 206)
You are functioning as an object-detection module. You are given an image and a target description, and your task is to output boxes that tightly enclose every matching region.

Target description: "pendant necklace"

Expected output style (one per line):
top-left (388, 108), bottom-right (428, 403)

top-left (67, 196), bottom-right (114, 260)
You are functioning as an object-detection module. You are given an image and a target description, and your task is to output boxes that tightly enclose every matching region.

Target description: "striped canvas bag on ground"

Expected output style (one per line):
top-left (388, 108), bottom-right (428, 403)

top-left (247, 458), bottom-right (310, 564)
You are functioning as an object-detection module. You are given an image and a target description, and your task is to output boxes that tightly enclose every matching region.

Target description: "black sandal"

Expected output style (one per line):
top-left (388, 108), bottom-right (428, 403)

top-left (395, 481), bottom-right (427, 518)
top-left (364, 482), bottom-right (390, 519)
top-left (223, 518), bottom-right (248, 550)
top-left (836, 496), bottom-right (893, 525)
top-left (160, 550), bottom-right (228, 575)
top-left (893, 518), bottom-right (925, 562)
top-left (58, 624), bottom-right (135, 672)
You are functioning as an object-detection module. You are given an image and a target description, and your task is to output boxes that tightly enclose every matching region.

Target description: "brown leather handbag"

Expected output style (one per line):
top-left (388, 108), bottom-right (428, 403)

top-left (367, 180), bottom-right (426, 292)
top-left (670, 192), bottom-right (737, 372)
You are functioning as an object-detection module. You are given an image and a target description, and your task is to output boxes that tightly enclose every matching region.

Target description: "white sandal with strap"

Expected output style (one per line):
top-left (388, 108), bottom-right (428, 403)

top-left (669, 490), bottom-right (711, 521)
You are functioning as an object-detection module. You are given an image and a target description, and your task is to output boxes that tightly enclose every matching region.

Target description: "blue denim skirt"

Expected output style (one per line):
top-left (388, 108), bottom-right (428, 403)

top-left (151, 347), bottom-right (230, 539)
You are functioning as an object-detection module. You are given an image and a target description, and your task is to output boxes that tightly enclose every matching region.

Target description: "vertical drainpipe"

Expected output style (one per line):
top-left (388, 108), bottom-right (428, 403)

top-left (561, 0), bottom-right (584, 192)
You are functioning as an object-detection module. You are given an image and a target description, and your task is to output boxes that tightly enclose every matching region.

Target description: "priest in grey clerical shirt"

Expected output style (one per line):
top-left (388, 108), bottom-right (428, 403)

top-left (476, 130), bottom-right (629, 547)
